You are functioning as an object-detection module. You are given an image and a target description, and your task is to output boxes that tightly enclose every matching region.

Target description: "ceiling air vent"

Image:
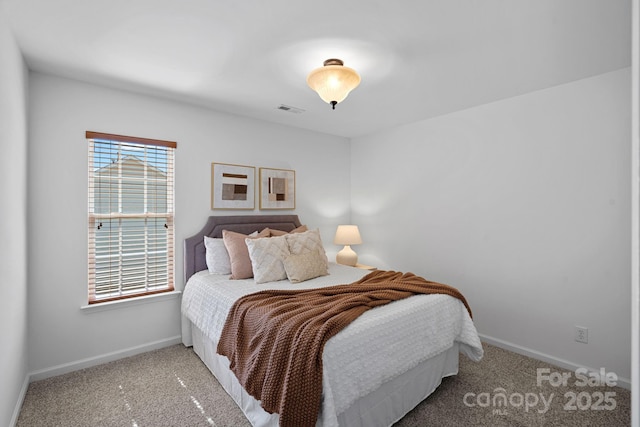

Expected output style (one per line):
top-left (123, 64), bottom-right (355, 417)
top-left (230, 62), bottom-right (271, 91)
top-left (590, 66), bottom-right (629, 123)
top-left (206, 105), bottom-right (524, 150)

top-left (276, 104), bottom-right (305, 114)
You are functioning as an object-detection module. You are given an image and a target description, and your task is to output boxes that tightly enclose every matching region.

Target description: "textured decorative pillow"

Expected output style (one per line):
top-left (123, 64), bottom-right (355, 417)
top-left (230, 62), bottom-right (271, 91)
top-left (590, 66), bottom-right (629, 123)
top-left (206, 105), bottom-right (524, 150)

top-left (222, 229), bottom-right (269, 279)
top-left (267, 225), bottom-right (308, 237)
top-left (204, 236), bottom-right (231, 274)
top-left (246, 235), bottom-right (291, 284)
top-left (285, 229), bottom-right (328, 268)
top-left (283, 250), bottom-right (329, 283)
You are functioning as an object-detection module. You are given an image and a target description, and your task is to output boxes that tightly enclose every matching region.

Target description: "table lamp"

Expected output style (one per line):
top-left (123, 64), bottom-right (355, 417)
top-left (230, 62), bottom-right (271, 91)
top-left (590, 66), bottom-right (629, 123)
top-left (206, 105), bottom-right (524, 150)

top-left (334, 225), bottom-right (362, 266)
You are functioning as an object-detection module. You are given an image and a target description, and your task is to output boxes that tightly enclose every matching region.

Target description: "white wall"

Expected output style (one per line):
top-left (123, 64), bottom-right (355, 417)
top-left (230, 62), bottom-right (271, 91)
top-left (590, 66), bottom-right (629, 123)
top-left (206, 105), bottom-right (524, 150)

top-left (351, 68), bottom-right (631, 381)
top-left (632, 1), bottom-right (639, 422)
top-left (27, 72), bottom-right (350, 375)
top-left (0, 4), bottom-right (29, 426)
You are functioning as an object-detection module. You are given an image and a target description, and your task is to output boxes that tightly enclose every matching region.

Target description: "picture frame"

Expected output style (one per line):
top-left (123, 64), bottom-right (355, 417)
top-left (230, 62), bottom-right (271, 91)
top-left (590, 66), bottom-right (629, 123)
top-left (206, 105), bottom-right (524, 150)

top-left (259, 167), bottom-right (295, 210)
top-left (211, 162), bottom-right (255, 210)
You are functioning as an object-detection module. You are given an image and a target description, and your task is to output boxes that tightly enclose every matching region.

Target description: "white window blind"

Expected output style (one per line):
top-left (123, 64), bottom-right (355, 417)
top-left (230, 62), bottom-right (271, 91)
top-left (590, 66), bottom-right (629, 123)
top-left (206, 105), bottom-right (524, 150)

top-left (86, 131), bottom-right (176, 304)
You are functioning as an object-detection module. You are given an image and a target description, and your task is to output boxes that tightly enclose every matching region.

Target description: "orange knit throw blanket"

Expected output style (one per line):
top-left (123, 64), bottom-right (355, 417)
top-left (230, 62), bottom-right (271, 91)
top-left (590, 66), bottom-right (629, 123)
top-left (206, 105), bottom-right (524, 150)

top-left (216, 270), bottom-right (472, 427)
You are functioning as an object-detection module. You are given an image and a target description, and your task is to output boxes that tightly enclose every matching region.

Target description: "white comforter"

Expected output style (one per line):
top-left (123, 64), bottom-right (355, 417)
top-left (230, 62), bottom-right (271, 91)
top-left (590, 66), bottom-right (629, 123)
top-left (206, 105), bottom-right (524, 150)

top-left (181, 263), bottom-right (483, 426)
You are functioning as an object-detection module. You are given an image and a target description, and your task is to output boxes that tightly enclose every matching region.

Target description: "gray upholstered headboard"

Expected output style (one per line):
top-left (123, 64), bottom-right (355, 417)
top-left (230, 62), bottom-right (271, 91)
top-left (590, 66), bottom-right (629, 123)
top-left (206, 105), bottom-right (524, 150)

top-left (183, 214), bottom-right (302, 284)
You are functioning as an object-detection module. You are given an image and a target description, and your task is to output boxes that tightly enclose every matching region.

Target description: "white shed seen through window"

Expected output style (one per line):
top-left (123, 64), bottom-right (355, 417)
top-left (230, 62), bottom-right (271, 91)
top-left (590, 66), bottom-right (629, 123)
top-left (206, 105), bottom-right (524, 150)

top-left (86, 131), bottom-right (176, 304)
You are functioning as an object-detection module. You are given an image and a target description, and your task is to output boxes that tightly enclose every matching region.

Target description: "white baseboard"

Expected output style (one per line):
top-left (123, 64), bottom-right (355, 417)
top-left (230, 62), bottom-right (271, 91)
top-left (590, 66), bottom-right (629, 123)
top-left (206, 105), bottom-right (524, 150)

top-left (10, 374), bottom-right (30, 427)
top-left (28, 335), bottom-right (183, 382)
top-left (480, 334), bottom-right (631, 390)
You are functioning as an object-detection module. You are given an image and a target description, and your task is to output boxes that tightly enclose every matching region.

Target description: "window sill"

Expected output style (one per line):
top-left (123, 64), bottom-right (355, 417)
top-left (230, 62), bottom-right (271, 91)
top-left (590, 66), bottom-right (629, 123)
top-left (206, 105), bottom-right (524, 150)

top-left (80, 290), bottom-right (182, 313)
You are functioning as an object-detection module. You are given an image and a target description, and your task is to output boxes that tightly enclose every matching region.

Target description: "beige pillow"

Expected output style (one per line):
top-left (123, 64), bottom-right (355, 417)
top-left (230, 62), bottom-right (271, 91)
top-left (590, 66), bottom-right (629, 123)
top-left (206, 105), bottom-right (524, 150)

top-left (285, 229), bottom-right (328, 269)
top-left (222, 229), bottom-right (269, 279)
top-left (246, 235), bottom-right (290, 284)
top-left (283, 250), bottom-right (329, 283)
top-left (267, 225), bottom-right (308, 237)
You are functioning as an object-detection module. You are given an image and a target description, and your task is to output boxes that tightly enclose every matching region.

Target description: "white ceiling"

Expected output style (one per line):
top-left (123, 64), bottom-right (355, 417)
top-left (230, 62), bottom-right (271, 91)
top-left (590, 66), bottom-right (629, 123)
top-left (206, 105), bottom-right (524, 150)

top-left (3, 0), bottom-right (631, 138)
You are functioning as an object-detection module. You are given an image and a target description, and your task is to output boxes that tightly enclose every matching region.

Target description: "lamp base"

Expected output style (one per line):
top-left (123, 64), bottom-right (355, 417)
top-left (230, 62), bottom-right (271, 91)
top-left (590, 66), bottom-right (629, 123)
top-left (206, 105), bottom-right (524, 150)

top-left (336, 245), bottom-right (358, 267)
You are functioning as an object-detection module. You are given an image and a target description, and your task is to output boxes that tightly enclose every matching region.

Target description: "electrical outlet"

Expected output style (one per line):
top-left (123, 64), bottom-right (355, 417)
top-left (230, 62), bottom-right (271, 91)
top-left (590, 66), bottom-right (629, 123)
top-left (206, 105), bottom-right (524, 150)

top-left (575, 326), bottom-right (588, 344)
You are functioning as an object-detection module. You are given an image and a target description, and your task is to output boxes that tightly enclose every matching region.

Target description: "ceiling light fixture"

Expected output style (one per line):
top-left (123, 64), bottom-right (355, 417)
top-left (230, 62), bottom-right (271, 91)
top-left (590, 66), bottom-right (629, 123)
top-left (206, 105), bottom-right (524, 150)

top-left (307, 59), bottom-right (361, 110)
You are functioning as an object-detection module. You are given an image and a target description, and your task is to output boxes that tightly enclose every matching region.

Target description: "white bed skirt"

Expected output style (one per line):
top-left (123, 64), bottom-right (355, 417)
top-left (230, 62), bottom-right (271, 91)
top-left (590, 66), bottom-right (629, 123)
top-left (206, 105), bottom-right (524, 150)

top-left (190, 322), bottom-right (460, 427)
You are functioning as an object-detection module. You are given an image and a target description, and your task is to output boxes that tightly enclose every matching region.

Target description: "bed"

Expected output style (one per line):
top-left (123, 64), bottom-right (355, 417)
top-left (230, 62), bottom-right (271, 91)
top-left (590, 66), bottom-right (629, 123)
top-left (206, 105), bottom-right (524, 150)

top-left (181, 214), bottom-right (483, 427)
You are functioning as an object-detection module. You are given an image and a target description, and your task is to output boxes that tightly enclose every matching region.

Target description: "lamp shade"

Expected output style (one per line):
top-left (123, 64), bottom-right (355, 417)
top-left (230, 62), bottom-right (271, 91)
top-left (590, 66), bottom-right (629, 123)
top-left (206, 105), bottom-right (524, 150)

top-left (307, 59), bottom-right (361, 109)
top-left (334, 225), bottom-right (362, 246)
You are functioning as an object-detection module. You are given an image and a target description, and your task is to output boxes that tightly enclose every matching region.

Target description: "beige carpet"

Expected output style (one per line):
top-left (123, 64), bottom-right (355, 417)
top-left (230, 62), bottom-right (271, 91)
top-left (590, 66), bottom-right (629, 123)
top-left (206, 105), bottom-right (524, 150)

top-left (16, 343), bottom-right (630, 426)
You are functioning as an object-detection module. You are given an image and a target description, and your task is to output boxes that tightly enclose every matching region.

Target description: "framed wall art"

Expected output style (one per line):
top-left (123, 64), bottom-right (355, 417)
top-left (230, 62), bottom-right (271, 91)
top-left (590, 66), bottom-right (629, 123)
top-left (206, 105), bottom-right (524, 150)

top-left (259, 167), bottom-right (295, 210)
top-left (211, 162), bottom-right (255, 210)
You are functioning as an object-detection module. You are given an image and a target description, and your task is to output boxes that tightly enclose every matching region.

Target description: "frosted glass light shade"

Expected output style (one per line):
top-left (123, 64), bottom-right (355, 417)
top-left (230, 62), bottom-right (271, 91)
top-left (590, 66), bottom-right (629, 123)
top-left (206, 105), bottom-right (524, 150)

top-left (307, 59), bottom-right (361, 109)
top-left (334, 225), bottom-right (362, 267)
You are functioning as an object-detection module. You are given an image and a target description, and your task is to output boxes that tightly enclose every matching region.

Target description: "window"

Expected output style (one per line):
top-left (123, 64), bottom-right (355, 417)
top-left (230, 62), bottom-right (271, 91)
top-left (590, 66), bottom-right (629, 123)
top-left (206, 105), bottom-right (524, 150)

top-left (86, 131), bottom-right (176, 304)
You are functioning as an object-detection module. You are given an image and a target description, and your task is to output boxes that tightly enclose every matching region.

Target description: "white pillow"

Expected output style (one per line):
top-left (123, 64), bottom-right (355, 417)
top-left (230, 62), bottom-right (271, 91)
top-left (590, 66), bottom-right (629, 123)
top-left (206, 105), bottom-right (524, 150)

top-left (204, 236), bottom-right (231, 274)
top-left (245, 235), bottom-right (291, 284)
top-left (284, 229), bottom-right (328, 269)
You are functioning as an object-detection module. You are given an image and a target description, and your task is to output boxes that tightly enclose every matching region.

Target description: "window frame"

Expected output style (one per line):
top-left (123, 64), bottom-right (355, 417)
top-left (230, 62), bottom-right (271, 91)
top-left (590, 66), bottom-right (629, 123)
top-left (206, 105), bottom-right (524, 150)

top-left (86, 131), bottom-right (177, 304)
